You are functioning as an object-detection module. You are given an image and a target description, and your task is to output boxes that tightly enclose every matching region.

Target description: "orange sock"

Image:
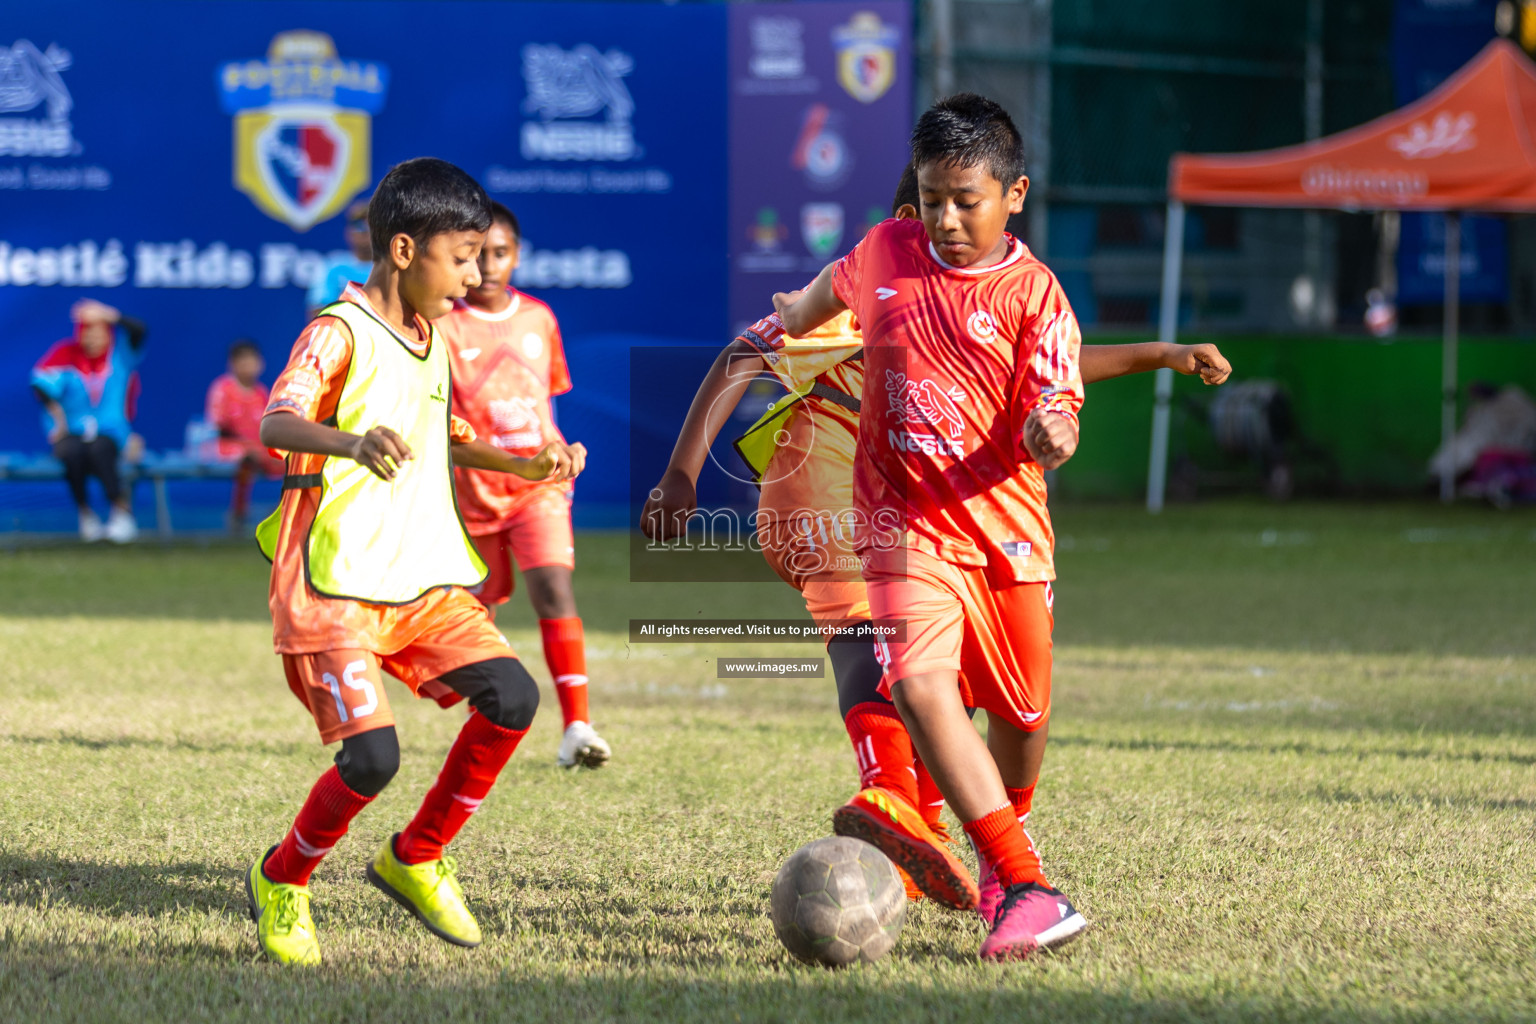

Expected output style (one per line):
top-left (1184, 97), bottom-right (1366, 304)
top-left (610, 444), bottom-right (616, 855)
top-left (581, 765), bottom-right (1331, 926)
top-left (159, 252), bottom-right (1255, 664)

top-left (844, 702), bottom-right (920, 809)
top-left (962, 805), bottom-right (1047, 888)
top-left (1006, 783), bottom-right (1035, 823)
top-left (539, 617), bottom-right (589, 727)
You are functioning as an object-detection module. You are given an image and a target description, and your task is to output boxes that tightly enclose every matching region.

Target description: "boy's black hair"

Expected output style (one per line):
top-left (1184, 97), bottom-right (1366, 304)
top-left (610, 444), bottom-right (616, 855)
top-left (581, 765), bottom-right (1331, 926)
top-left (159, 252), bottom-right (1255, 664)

top-left (368, 157), bottom-right (492, 257)
top-left (489, 201), bottom-right (521, 241)
top-left (891, 162), bottom-right (919, 214)
top-left (910, 93), bottom-right (1026, 188)
top-left (229, 338), bottom-right (261, 359)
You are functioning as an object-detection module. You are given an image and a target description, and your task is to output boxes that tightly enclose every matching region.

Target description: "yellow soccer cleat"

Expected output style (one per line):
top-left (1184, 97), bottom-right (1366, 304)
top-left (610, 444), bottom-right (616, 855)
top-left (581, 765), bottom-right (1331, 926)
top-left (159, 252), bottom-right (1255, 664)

top-left (245, 848), bottom-right (322, 966)
top-left (365, 834), bottom-right (482, 948)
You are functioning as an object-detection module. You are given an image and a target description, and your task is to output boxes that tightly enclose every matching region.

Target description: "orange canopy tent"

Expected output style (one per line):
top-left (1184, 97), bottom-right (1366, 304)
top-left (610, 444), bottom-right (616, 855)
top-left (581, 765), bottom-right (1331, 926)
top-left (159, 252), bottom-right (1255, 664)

top-left (1147, 40), bottom-right (1536, 508)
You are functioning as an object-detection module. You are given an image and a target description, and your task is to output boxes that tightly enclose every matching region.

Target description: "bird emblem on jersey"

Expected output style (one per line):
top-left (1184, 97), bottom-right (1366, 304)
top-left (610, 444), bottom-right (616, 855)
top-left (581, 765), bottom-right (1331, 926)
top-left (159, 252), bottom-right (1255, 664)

top-left (488, 396), bottom-right (542, 450)
top-left (885, 370), bottom-right (966, 440)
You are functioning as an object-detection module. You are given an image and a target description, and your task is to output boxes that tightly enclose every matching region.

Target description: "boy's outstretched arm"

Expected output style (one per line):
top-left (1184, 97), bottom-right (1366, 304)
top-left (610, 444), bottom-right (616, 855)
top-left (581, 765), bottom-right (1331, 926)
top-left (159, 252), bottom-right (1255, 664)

top-left (773, 263), bottom-right (845, 337)
top-left (639, 337), bottom-right (764, 540)
top-left (1079, 341), bottom-right (1231, 386)
top-left (260, 410), bottom-right (413, 481)
top-left (453, 438), bottom-right (586, 482)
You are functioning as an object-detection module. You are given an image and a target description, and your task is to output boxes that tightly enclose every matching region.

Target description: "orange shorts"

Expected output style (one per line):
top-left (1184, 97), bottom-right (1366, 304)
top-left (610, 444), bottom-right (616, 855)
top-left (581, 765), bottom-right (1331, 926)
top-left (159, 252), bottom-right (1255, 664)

top-left (468, 489), bottom-right (575, 606)
top-left (283, 591), bottom-right (515, 744)
top-left (802, 581), bottom-right (872, 633)
top-left (864, 546), bottom-right (1054, 733)
top-left (757, 515), bottom-right (863, 589)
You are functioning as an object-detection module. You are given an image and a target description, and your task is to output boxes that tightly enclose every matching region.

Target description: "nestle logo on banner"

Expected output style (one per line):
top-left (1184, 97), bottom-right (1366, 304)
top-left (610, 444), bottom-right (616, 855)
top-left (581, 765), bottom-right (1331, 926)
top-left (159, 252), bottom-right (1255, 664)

top-left (0, 40), bottom-right (81, 158)
top-left (751, 17), bottom-right (805, 79)
top-left (521, 44), bottom-right (640, 162)
top-left (1388, 112), bottom-right (1476, 160)
top-left (217, 31), bottom-right (389, 231)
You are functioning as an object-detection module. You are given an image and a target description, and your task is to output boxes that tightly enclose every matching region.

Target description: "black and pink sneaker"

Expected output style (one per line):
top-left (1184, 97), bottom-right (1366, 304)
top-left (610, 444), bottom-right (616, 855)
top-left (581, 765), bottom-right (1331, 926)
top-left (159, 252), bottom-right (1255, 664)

top-left (975, 855), bottom-right (1005, 925)
top-left (979, 882), bottom-right (1088, 961)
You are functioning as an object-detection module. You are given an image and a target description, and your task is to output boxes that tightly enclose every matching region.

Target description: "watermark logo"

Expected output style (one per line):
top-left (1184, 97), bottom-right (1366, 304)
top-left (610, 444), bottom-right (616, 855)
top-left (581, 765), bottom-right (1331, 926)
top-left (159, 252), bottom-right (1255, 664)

top-left (218, 31), bottom-right (388, 231)
top-left (0, 40), bottom-right (80, 157)
top-left (832, 12), bottom-right (898, 104)
top-left (521, 44), bottom-right (639, 161)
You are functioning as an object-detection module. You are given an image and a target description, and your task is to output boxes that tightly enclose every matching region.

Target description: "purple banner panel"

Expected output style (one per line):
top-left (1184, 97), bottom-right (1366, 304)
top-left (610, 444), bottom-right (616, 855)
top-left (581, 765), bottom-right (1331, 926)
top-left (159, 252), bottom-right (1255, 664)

top-left (727, 1), bottom-right (913, 332)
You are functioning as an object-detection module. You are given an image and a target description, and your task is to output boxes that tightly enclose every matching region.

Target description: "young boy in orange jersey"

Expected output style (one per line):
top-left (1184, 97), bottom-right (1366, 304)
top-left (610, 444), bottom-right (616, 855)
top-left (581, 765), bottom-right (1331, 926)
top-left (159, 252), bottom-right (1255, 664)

top-left (438, 202), bottom-right (611, 770)
top-left (644, 165), bottom-right (1228, 909)
top-left (246, 158), bottom-right (586, 966)
top-left (776, 95), bottom-right (1139, 960)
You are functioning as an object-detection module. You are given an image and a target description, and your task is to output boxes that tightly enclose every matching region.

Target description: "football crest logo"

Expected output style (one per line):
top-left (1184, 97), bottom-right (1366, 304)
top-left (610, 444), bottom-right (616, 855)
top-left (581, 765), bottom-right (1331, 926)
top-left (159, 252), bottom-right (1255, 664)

top-left (832, 12), bottom-right (897, 104)
top-left (217, 31), bottom-right (389, 231)
top-left (801, 203), bottom-right (844, 258)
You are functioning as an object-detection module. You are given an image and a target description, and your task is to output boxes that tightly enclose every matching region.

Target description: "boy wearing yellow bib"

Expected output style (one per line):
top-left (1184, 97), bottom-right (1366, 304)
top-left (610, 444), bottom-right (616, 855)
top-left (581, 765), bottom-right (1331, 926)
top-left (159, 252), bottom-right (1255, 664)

top-left (246, 158), bottom-right (586, 966)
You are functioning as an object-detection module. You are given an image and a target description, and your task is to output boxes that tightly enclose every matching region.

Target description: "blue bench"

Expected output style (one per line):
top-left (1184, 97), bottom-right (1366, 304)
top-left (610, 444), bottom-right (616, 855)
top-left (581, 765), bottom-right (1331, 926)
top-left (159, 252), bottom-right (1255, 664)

top-left (0, 450), bottom-right (240, 538)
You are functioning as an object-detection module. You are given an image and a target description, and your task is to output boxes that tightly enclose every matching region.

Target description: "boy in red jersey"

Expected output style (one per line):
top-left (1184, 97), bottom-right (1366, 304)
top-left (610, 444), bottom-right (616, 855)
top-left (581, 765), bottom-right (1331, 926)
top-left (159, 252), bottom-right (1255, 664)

top-left (776, 95), bottom-right (1098, 961)
top-left (245, 158), bottom-right (586, 966)
top-left (205, 339), bottom-right (284, 531)
top-left (438, 202), bottom-right (610, 770)
top-left (646, 165), bottom-right (1229, 912)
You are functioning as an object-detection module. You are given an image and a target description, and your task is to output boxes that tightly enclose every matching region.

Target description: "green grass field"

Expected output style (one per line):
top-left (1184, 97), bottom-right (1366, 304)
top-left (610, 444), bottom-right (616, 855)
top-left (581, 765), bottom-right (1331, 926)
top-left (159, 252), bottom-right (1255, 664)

top-left (1, 502), bottom-right (1534, 1023)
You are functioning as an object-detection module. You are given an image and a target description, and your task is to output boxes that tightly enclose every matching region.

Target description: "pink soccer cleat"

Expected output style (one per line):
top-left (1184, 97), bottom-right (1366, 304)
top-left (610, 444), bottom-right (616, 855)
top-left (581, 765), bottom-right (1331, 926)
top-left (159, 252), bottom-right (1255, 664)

top-left (975, 855), bottom-right (1005, 926)
top-left (979, 882), bottom-right (1088, 961)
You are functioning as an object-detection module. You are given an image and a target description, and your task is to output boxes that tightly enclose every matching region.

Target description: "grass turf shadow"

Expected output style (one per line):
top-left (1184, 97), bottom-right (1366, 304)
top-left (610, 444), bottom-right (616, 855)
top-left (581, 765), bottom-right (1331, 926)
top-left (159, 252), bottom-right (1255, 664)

top-left (1, 945), bottom-right (1527, 1024)
top-left (0, 849), bottom-right (247, 921)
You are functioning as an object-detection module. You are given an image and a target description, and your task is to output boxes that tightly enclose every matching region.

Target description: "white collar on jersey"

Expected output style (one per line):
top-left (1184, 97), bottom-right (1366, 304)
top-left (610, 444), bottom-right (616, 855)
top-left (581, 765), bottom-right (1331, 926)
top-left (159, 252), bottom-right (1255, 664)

top-left (458, 289), bottom-right (521, 322)
top-left (342, 282), bottom-right (429, 353)
top-left (926, 236), bottom-right (1027, 275)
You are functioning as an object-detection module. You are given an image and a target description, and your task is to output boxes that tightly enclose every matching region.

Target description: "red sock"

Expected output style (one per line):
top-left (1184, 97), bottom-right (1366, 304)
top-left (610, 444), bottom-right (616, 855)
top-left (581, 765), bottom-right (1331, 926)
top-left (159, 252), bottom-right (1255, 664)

top-left (539, 617), bottom-right (589, 728)
top-left (844, 702), bottom-right (920, 810)
top-left (230, 463), bottom-right (254, 522)
top-left (963, 804), bottom-right (1048, 888)
top-left (395, 712), bottom-right (527, 864)
top-left (1006, 783), bottom-right (1035, 823)
top-left (915, 757), bottom-right (946, 830)
top-left (264, 766), bottom-right (374, 886)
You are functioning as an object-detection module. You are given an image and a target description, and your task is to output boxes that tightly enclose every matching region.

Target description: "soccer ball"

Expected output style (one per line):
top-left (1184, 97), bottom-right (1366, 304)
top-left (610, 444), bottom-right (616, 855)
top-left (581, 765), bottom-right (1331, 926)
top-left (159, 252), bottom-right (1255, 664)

top-left (770, 836), bottom-right (906, 967)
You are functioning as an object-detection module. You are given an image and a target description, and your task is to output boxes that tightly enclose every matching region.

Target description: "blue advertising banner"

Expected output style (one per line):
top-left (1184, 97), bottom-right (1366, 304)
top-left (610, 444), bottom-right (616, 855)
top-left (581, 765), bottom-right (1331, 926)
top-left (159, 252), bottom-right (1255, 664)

top-left (727, 1), bottom-right (912, 331)
top-left (0, 1), bottom-right (728, 518)
top-left (1391, 0), bottom-right (1507, 304)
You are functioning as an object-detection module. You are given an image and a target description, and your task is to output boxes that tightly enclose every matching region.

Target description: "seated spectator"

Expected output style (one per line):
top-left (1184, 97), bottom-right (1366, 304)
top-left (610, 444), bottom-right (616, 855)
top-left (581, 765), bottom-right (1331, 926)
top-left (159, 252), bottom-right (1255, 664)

top-left (206, 339), bottom-right (284, 531)
top-left (306, 198), bottom-right (373, 317)
top-left (1428, 381), bottom-right (1536, 505)
top-left (31, 299), bottom-right (146, 543)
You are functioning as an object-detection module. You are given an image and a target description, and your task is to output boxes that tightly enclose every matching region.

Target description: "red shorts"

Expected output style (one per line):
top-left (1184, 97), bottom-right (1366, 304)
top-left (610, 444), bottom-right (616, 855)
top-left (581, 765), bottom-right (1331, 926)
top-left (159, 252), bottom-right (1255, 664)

top-left (282, 592), bottom-right (515, 744)
top-left (864, 546), bottom-right (1054, 733)
top-left (468, 489), bottom-right (575, 605)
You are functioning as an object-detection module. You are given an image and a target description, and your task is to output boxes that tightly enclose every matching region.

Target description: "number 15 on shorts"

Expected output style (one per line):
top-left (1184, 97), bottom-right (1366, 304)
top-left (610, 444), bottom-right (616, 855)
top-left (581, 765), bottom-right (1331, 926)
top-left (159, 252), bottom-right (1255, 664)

top-left (324, 660), bottom-right (378, 723)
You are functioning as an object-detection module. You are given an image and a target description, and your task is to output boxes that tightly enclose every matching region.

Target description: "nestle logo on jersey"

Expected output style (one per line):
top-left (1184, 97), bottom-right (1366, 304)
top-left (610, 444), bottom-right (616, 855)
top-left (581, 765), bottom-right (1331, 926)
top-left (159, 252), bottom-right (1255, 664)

top-left (886, 429), bottom-right (963, 456)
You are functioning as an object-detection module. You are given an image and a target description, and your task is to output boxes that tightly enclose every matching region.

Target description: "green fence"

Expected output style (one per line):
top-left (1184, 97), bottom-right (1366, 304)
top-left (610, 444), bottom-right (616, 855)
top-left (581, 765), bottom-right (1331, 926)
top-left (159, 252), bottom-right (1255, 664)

top-left (1061, 335), bottom-right (1536, 500)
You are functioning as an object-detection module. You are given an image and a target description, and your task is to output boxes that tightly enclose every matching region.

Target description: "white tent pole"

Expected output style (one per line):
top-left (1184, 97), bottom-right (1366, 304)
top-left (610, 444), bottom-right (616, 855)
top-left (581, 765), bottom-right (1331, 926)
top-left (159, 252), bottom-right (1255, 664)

top-left (1439, 211), bottom-right (1461, 504)
top-left (1147, 199), bottom-right (1186, 512)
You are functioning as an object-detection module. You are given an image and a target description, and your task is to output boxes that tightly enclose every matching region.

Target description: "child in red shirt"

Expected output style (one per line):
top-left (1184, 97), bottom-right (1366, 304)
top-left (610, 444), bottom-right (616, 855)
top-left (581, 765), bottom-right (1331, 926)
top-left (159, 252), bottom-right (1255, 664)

top-left (438, 202), bottom-right (611, 770)
top-left (205, 339), bottom-right (284, 530)
top-left (777, 94), bottom-right (1092, 962)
